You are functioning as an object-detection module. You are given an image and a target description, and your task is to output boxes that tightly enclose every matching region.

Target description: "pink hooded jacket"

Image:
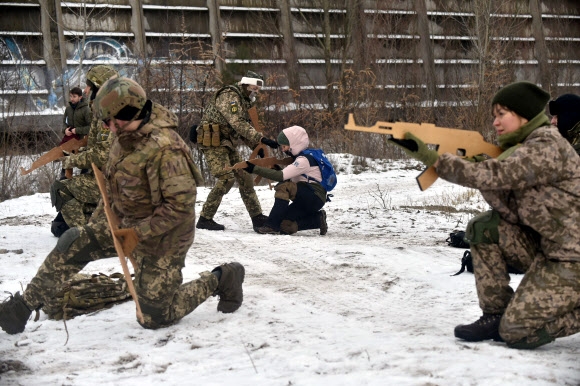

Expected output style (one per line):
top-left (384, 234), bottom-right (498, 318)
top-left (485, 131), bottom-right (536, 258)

top-left (280, 126), bottom-right (323, 184)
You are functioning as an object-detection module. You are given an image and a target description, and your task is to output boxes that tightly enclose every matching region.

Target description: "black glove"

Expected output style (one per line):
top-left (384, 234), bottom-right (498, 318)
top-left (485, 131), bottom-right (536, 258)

top-left (260, 137), bottom-right (278, 149)
top-left (257, 148), bottom-right (265, 158)
top-left (243, 161), bottom-right (255, 174)
top-left (388, 133), bottom-right (439, 167)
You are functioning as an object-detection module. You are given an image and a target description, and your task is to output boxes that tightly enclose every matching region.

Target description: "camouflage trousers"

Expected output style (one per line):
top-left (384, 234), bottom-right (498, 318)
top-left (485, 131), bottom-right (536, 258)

top-left (23, 205), bottom-right (219, 329)
top-left (471, 219), bottom-right (580, 344)
top-left (53, 173), bottom-right (100, 228)
top-left (200, 146), bottom-right (262, 219)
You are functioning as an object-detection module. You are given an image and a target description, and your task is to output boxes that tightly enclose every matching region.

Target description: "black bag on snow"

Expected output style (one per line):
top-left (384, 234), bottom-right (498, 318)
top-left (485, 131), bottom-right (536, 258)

top-left (446, 230), bottom-right (470, 248)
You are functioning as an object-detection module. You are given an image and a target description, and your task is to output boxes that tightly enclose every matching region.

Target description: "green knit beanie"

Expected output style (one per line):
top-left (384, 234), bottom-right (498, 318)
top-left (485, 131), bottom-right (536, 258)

top-left (491, 81), bottom-right (550, 120)
top-left (277, 131), bottom-right (290, 146)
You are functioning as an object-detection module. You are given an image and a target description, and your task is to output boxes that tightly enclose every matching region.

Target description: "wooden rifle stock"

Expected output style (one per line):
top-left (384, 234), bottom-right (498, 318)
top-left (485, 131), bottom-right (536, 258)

top-left (92, 163), bottom-right (144, 324)
top-left (226, 156), bottom-right (294, 171)
top-left (20, 137), bottom-right (88, 177)
top-left (344, 113), bottom-right (502, 191)
top-left (247, 106), bottom-right (271, 187)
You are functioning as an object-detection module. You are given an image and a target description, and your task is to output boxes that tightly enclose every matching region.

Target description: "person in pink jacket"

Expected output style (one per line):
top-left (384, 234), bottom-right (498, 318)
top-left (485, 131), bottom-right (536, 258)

top-left (243, 125), bottom-right (328, 235)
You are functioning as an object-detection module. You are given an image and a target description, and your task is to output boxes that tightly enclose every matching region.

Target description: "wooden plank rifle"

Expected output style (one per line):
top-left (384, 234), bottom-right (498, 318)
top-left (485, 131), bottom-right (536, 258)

top-left (247, 106), bottom-right (272, 187)
top-left (226, 156), bottom-right (294, 171)
top-left (92, 163), bottom-right (144, 324)
top-left (344, 113), bottom-right (502, 191)
top-left (20, 137), bottom-right (88, 179)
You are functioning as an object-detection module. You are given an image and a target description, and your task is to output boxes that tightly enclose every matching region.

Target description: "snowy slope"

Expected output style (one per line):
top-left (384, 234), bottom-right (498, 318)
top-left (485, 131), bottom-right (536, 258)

top-left (0, 157), bottom-right (578, 385)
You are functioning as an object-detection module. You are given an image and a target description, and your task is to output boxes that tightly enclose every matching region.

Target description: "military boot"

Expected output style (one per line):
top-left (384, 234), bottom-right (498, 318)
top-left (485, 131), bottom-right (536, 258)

top-left (0, 292), bottom-right (32, 334)
top-left (319, 210), bottom-right (328, 235)
top-left (196, 216), bottom-right (225, 231)
top-left (454, 313), bottom-right (503, 342)
top-left (212, 262), bottom-right (245, 313)
top-left (251, 214), bottom-right (269, 232)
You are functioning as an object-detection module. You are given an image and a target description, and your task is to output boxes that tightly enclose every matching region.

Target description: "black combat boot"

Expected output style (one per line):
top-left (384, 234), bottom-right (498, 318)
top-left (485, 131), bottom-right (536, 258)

top-left (0, 292), bottom-right (32, 334)
top-left (319, 210), bottom-right (328, 235)
top-left (251, 214), bottom-right (268, 232)
top-left (454, 313), bottom-right (504, 342)
top-left (212, 262), bottom-right (245, 313)
top-left (196, 216), bottom-right (225, 231)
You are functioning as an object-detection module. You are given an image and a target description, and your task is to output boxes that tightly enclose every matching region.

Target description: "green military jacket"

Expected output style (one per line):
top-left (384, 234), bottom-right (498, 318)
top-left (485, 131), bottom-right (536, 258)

top-left (106, 102), bottom-right (199, 243)
top-left (198, 84), bottom-right (262, 150)
top-left (63, 98), bottom-right (91, 136)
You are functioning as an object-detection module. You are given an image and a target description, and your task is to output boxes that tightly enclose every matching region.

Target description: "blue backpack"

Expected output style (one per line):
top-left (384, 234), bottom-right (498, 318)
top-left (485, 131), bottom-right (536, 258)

top-left (299, 148), bottom-right (337, 192)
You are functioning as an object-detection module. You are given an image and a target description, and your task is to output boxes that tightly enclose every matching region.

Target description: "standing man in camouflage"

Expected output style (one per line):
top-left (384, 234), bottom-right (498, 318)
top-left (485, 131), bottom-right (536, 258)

top-left (390, 81), bottom-right (580, 349)
top-left (548, 93), bottom-right (580, 156)
top-left (50, 65), bottom-right (119, 237)
top-left (0, 77), bottom-right (245, 333)
top-left (196, 71), bottom-right (279, 231)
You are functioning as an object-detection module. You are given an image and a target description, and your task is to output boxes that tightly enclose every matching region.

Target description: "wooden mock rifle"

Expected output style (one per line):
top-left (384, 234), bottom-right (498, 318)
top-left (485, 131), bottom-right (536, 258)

top-left (226, 156), bottom-right (294, 171)
top-left (344, 113), bottom-right (502, 191)
top-left (247, 106), bottom-right (272, 187)
top-left (20, 137), bottom-right (88, 179)
top-left (92, 163), bottom-right (144, 324)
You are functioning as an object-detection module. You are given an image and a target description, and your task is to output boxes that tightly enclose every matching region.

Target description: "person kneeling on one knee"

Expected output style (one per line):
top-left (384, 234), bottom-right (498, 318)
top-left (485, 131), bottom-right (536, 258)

top-left (243, 125), bottom-right (329, 236)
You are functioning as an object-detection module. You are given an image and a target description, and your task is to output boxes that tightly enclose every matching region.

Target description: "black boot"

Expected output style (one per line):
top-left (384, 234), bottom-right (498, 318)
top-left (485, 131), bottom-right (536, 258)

top-left (454, 313), bottom-right (504, 342)
top-left (196, 216), bottom-right (225, 231)
top-left (0, 292), bottom-right (32, 334)
top-left (212, 262), bottom-right (245, 313)
top-left (251, 214), bottom-right (268, 232)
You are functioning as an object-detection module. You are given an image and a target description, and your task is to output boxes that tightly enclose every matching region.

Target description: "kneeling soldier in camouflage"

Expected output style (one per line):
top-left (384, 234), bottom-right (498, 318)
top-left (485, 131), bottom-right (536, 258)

top-left (0, 77), bottom-right (245, 334)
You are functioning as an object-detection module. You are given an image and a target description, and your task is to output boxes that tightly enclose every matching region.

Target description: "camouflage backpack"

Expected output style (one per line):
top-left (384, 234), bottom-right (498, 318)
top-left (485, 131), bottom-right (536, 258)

top-left (48, 273), bottom-right (131, 320)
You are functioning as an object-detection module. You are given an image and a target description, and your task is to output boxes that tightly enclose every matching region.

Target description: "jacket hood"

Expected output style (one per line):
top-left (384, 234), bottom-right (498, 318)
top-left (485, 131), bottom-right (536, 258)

top-left (282, 126), bottom-right (309, 155)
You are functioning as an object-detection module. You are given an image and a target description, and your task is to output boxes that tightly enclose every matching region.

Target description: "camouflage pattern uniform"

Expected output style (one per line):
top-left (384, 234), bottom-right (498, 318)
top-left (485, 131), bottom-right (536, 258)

top-left (51, 65), bottom-right (117, 229)
top-left (24, 101), bottom-right (216, 329)
top-left (197, 84), bottom-right (264, 220)
top-left (436, 116), bottom-right (580, 347)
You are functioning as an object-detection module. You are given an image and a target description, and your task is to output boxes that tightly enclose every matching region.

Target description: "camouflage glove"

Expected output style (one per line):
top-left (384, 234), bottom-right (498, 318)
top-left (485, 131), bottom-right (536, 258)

top-left (260, 137), bottom-right (278, 149)
top-left (113, 228), bottom-right (140, 256)
top-left (389, 132), bottom-right (439, 167)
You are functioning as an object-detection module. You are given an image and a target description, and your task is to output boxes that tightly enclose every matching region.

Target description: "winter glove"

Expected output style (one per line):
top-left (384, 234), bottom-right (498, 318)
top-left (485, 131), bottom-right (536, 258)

top-left (243, 161), bottom-right (255, 174)
top-left (389, 132), bottom-right (439, 167)
top-left (260, 137), bottom-right (278, 149)
top-left (257, 147), bottom-right (265, 158)
top-left (113, 228), bottom-right (140, 256)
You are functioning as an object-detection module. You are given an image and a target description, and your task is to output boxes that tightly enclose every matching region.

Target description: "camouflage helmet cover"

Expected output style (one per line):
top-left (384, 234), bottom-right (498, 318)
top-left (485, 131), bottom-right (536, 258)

top-left (86, 65), bottom-right (119, 89)
top-left (94, 77), bottom-right (147, 120)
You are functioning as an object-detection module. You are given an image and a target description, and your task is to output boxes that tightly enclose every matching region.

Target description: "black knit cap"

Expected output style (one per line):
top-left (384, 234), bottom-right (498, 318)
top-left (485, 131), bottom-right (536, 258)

top-left (491, 81), bottom-right (550, 120)
top-left (548, 94), bottom-right (580, 137)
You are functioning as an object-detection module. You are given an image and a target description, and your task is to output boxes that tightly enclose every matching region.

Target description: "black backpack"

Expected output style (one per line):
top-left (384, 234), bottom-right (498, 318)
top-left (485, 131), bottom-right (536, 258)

top-left (446, 230), bottom-right (470, 248)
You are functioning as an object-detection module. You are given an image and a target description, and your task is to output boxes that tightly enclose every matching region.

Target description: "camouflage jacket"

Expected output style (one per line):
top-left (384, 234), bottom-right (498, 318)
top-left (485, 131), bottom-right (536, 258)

top-left (198, 84), bottom-right (262, 150)
top-left (63, 98), bottom-right (91, 136)
top-left (436, 124), bottom-right (580, 262)
top-left (62, 114), bottom-right (113, 171)
top-left (105, 102), bottom-right (198, 244)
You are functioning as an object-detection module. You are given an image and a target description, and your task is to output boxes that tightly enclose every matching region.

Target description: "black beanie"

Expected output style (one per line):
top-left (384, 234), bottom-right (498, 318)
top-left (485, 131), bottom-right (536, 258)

top-left (548, 94), bottom-right (580, 138)
top-left (491, 81), bottom-right (550, 120)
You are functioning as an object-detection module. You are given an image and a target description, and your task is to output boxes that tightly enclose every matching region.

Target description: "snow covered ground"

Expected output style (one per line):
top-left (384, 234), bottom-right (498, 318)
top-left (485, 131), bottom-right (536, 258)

top-left (0, 156), bottom-right (578, 385)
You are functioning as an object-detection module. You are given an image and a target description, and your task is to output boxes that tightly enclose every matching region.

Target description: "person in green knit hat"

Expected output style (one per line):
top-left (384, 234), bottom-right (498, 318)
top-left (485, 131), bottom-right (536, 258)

top-left (391, 81), bottom-right (580, 349)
